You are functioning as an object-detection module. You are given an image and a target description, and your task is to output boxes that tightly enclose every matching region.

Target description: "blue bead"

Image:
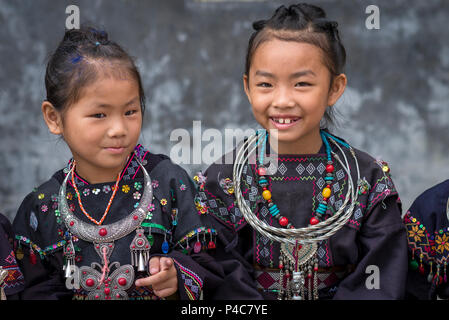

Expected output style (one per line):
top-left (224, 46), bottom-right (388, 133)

top-left (162, 241), bottom-right (169, 254)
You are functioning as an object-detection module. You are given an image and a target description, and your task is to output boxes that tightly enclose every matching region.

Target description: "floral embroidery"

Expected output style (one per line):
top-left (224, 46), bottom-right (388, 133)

top-left (51, 194), bottom-right (58, 202)
top-left (92, 188), bottom-right (100, 195)
top-left (180, 184), bottom-right (186, 191)
top-left (147, 203), bottom-right (155, 212)
top-left (82, 188), bottom-right (90, 197)
top-left (133, 192), bottom-right (141, 200)
top-left (41, 204), bottom-right (48, 213)
top-left (152, 180), bottom-right (159, 189)
top-left (122, 185), bottom-right (130, 193)
top-left (408, 225), bottom-right (425, 242)
top-left (193, 172), bottom-right (207, 191)
top-left (38, 193), bottom-right (45, 200)
top-left (134, 202), bottom-right (140, 208)
top-left (435, 234), bottom-right (449, 254)
top-left (103, 185), bottom-right (111, 193)
top-left (194, 195), bottom-right (208, 215)
top-left (134, 182), bottom-right (142, 190)
top-left (66, 192), bottom-right (73, 200)
top-left (160, 199), bottom-right (168, 206)
top-left (69, 203), bottom-right (76, 212)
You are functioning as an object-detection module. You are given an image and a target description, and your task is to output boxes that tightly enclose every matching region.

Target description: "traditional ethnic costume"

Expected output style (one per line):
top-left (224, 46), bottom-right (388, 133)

top-left (13, 145), bottom-right (220, 300)
top-left (403, 179), bottom-right (449, 299)
top-left (0, 213), bottom-right (25, 299)
top-left (199, 130), bottom-right (408, 300)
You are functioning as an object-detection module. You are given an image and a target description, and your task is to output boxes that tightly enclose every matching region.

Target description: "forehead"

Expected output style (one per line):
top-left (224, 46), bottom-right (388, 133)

top-left (75, 75), bottom-right (140, 106)
top-left (251, 39), bottom-right (328, 73)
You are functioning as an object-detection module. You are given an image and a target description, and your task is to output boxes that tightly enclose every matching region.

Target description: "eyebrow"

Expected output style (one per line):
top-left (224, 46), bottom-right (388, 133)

top-left (95, 96), bottom-right (140, 108)
top-left (254, 70), bottom-right (316, 78)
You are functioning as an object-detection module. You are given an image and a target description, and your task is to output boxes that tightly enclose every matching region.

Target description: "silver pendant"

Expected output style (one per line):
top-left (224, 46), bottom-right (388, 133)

top-left (130, 228), bottom-right (151, 272)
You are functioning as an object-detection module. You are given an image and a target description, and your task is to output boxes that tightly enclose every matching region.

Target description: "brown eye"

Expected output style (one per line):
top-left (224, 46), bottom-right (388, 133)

top-left (257, 82), bottom-right (272, 88)
top-left (91, 113), bottom-right (106, 118)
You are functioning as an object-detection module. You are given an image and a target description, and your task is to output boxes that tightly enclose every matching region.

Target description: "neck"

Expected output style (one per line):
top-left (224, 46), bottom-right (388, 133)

top-left (72, 159), bottom-right (127, 184)
top-left (269, 129), bottom-right (323, 155)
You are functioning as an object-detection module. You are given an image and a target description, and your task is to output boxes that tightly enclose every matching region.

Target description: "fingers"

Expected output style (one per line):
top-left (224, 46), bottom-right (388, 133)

top-left (160, 257), bottom-right (173, 271)
top-left (148, 256), bottom-right (161, 275)
top-left (135, 269), bottom-right (168, 287)
top-left (134, 258), bottom-right (178, 298)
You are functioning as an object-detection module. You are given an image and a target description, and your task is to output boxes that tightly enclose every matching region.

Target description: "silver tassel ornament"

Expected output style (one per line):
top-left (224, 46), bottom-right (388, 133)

top-left (130, 228), bottom-right (151, 272)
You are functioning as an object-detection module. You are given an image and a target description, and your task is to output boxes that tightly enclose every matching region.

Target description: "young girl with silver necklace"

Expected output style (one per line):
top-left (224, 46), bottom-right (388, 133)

top-left (200, 3), bottom-right (408, 300)
top-left (12, 26), bottom-right (220, 300)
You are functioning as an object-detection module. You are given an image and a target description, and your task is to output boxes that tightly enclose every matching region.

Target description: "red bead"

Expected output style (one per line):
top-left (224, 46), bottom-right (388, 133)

top-left (314, 267), bottom-right (319, 272)
top-left (104, 288), bottom-right (111, 295)
top-left (310, 217), bottom-right (319, 225)
top-left (279, 217), bottom-right (289, 227)
top-left (208, 241), bottom-right (216, 249)
top-left (133, 215), bottom-right (138, 220)
top-left (137, 240), bottom-right (143, 245)
top-left (99, 228), bottom-right (107, 237)
top-left (86, 279), bottom-right (95, 287)
top-left (279, 264), bottom-right (284, 270)
top-left (326, 164), bottom-right (334, 173)
top-left (418, 266), bottom-right (425, 275)
top-left (70, 221), bottom-right (75, 226)
top-left (258, 168), bottom-right (266, 176)
top-left (118, 278), bottom-right (127, 286)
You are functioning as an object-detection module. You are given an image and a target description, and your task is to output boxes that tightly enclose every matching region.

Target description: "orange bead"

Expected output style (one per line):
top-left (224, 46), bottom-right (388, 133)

top-left (262, 190), bottom-right (272, 200)
top-left (322, 187), bottom-right (331, 199)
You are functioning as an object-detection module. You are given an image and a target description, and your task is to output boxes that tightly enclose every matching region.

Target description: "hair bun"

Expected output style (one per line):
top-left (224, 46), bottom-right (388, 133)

top-left (253, 20), bottom-right (267, 31)
top-left (289, 3), bottom-right (326, 20)
top-left (62, 25), bottom-right (110, 46)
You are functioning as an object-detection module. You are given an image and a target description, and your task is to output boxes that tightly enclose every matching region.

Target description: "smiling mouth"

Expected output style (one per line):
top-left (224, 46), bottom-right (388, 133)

top-left (270, 117), bottom-right (300, 124)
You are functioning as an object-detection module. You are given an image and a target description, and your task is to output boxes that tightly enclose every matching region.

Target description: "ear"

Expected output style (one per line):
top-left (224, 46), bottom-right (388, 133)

top-left (327, 73), bottom-right (347, 107)
top-left (243, 74), bottom-right (252, 104)
top-left (41, 101), bottom-right (63, 135)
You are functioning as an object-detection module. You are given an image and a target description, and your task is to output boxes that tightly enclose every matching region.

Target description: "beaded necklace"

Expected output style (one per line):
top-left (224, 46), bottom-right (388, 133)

top-left (70, 160), bottom-right (122, 225)
top-left (233, 129), bottom-right (361, 300)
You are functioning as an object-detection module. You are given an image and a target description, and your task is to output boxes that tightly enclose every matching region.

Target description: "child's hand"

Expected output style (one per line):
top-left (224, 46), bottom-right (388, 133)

top-left (134, 256), bottom-right (178, 298)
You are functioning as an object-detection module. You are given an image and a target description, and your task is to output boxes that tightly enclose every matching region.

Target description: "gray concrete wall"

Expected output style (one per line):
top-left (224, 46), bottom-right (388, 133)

top-left (1, 0), bottom-right (448, 221)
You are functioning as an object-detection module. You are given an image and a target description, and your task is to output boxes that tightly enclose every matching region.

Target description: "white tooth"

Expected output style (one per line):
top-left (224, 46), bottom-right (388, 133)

top-left (279, 118), bottom-right (284, 124)
top-left (284, 119), bottom-right (291, 124)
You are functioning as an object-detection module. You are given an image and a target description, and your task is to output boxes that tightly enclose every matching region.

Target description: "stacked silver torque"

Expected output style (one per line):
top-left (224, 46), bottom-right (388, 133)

top-left (58, 152), bottom-right (153, 300)
top-left (233, 130), bottom-right (363, 300)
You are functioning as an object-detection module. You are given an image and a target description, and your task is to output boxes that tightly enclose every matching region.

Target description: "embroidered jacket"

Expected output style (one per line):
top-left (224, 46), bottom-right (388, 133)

top-left (403, 179), bottom-right (449, 300)
top-left (199, 137), bottom-right (408, 299)
top-left (12, 145), bottom-right (221, 300)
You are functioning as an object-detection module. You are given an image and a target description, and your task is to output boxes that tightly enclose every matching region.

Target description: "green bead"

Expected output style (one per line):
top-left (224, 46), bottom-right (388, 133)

top-left (147, 234), bottom-right (154, 246)
top-left (409, 259), bottom-right (419, 270)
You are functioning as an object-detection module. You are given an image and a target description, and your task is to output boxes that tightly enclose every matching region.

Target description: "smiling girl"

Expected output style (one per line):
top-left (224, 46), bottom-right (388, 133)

top-left (12, 26), bottom-right (220, 300)
top-left (200, 3), bottom-right (408, 299)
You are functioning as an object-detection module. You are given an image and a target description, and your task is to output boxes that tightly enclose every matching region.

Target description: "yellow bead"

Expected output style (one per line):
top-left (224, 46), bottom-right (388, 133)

top-left (228, 187), bottom-right (234, 194)
top-left (382, 165), bottom-right (390, 173)
top-left (322, 187), bottom-right (331, 199)
top-left (262, 190), bottom-right (272, 200)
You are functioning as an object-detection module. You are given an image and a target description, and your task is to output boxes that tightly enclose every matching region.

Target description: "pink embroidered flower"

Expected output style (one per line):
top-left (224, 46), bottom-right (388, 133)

top-left (133, 192), bottom-right (141, 200)
top-left (41, 204), bottom-right (48, 213)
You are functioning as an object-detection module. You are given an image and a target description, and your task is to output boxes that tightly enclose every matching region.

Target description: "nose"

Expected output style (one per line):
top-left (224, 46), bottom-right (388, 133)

top-left (107, 115), bottom-right (127, 138)
top-left (272, 86), bottom-right (295, 109)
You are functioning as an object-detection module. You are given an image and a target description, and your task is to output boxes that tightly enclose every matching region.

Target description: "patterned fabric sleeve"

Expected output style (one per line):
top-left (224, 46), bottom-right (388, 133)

top-left (12, 188), bottom-right (71, 299)
top-left (0, 213), bottom-right (25, 298)
top-left (333, 158), bottom-right (408, 299)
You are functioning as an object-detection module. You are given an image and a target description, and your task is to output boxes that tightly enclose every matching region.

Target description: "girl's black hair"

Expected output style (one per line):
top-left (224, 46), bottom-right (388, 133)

top-left (44, 25), bottom-right (146, 116)
top-left (245, 3), bottom-right (347, 128)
